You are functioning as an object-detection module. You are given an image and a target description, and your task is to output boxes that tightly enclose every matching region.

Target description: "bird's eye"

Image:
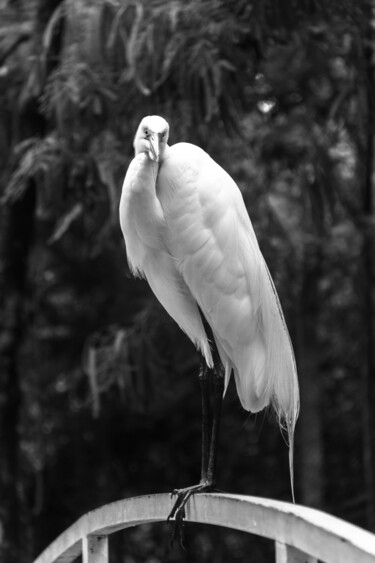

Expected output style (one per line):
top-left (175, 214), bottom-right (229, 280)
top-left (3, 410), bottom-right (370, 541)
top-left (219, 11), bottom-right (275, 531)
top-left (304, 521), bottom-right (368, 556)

top-left (161, 133), bottom-right (165, 139)
top-left (144, 128), bottom-right (149, 137)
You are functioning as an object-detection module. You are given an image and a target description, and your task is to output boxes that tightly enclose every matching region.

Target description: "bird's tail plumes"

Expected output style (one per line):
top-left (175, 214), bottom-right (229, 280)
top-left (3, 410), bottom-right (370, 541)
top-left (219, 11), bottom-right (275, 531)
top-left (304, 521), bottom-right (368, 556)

top-left (223, 240), bottom-right (299, 501)
top-left (261, 261), bottom-right (300, 502)
top-left (272, 371), bottom-right (299, 503)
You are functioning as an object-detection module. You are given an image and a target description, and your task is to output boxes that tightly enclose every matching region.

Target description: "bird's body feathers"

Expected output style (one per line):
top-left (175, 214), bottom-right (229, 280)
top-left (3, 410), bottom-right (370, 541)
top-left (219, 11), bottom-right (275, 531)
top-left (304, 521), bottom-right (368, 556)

top-left (157, 142), bottom-right (298, 417)
top-left (121, 137), bottom-right (298, 418)
top-left (120, 151), bottom-right (213, 366)
top-left (120, 117), bottom-right (299, 497)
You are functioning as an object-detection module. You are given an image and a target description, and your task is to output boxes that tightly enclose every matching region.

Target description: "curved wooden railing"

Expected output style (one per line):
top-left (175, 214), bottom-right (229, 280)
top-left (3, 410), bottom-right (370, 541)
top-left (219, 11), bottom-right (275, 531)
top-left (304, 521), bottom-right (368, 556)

top-left (33, 493), bottom-right (375, 563)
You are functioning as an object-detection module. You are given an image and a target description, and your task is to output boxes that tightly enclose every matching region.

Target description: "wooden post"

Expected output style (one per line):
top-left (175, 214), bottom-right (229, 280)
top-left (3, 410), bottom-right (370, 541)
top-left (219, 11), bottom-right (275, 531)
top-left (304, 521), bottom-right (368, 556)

top-left (82, 535), bottom-right (108, 563)
top-left (276, 542), bottom-right (318, 563)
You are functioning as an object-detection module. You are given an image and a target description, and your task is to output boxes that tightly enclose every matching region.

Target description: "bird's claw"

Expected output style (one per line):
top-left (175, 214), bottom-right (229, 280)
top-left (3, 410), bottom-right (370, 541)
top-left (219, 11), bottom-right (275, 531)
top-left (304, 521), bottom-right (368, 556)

top-left (168, 482), bottom-right (213, 548)
top-left (170, 488), bottom-right (179, 500)
top-left (169, 501), bottom-right (186, 549)
top-left (167, 490), bottom-right (186, 522)
top-left (167, 488), bottom-right (194, 548)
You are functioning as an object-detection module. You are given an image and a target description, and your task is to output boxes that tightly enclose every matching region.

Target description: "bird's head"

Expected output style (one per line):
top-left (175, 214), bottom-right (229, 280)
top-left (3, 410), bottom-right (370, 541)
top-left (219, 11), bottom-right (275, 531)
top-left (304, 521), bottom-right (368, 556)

top-left (134, 115), bottom-right (169, 162)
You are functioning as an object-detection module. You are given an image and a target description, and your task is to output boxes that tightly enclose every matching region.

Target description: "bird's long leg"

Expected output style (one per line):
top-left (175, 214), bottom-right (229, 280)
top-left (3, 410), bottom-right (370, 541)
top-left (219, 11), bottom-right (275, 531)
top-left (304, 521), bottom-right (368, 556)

top-left (199, 359), bottom-right (210, 482)
top-left (206, 365), bottom-right (224, 485)
top-left (168, 359), bottom-right (211, 524)
top-left (169, 365), bottom-right (224, 505)
top-left (168, 362), bottom-right (224, 548)
top-left (168, 312), bottom-right (224, 547)
top-left (202, 312), bottom-right (224, 487)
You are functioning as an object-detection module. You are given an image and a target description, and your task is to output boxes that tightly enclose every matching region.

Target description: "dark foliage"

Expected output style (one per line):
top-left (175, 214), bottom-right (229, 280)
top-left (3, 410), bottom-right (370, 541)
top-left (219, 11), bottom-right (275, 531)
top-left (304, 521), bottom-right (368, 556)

top-left (0, 0), bottom-right (374, 561)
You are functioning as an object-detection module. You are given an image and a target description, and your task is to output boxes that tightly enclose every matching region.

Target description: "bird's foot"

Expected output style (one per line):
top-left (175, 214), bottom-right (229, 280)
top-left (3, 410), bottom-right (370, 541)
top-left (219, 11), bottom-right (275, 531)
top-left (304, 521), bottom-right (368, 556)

top-left (167, 480), bottom-right (213, 548)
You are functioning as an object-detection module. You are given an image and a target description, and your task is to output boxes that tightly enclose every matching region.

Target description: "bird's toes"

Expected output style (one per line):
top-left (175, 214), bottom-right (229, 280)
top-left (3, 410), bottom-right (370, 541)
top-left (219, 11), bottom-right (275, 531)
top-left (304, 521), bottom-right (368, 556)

top-left (169, 504), bottom-right (186, 549)
top-left (167, 491), bottom-right (184, 521)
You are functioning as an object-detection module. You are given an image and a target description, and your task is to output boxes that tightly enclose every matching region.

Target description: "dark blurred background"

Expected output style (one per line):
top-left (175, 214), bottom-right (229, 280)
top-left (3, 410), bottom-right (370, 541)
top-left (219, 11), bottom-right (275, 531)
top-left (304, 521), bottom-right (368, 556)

top-left (0, 0), bottom-right (374, 561)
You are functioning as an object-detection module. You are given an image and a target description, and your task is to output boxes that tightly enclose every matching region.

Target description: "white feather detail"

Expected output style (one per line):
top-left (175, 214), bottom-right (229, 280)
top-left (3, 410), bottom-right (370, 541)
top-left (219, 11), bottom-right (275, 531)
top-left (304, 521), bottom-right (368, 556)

top-left (142, 249), bottom-right (213, 367)
top-left (121, 132), bottom-right (299, 501)
top-left (157, 142), bottom-right (299, 498)
top-left (119, 152), bottom-right (213, 368)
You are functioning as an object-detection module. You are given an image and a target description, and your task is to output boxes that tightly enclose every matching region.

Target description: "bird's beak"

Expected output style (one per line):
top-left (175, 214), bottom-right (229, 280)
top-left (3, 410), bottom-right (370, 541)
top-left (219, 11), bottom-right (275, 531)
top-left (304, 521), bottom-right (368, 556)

top-left (149, 135), bottom-right (160, 162)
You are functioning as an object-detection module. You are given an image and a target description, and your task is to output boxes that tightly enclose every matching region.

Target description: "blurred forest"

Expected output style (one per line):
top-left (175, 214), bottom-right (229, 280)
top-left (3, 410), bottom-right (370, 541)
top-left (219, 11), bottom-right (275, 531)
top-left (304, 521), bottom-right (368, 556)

top-left (0, 0), bottom-right (374, 561)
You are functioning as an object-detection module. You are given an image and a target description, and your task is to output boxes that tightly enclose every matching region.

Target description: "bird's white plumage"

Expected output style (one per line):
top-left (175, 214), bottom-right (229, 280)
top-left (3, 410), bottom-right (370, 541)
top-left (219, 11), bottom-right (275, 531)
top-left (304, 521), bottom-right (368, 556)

top-left (120, 116), bottom-right (299, 492)
top-left (120, 135), bottom-right (213, 366)
top-left (157, 141), bottom-right (298, 416)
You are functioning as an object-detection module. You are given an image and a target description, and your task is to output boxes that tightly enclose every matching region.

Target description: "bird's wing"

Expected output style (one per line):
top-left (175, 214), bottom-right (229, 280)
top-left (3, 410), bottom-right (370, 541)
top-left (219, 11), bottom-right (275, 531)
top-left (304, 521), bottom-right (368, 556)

top-left (119, 153), bottom-right (213, 367)
top-left (158, 143), bottom-right (298, 422)
top-left (142, 249), bottom-right (213, 367)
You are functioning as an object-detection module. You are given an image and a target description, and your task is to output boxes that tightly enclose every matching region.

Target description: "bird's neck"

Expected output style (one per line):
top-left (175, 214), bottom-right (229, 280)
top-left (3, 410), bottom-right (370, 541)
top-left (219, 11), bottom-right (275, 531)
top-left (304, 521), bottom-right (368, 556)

top-left (136, 152), bottom-right (158, 170)
top-left (130, 153), bottom-right (159, 195)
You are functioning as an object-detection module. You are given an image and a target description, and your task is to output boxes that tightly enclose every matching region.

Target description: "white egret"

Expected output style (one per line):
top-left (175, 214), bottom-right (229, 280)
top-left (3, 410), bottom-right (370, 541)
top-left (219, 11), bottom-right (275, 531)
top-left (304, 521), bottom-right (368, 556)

top-left (119, 115), bottom-right (299, 537)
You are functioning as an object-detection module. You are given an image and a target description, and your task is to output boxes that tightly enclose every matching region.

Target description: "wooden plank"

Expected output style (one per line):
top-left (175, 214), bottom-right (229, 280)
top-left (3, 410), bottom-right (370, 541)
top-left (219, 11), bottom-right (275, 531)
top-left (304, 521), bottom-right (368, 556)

top-left (33, 493), bottom-right (375, 563)
top-left (276, 541), bottom-right (317, 563)
top-left (82, 535), bottom-right (108, 563)
top-left (186, 494), bottom-right (375, 563)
